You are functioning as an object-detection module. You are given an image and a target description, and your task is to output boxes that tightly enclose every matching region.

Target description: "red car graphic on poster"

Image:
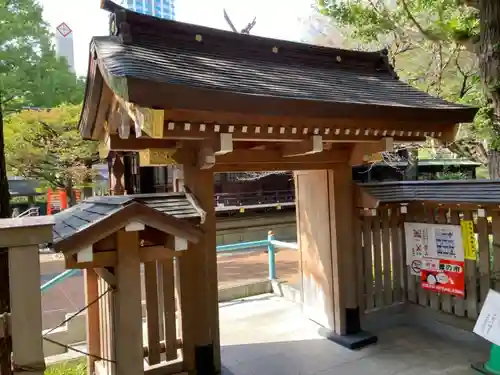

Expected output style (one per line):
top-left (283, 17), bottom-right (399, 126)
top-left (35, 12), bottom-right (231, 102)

top-left (421, 258), bottom-right (465, 297)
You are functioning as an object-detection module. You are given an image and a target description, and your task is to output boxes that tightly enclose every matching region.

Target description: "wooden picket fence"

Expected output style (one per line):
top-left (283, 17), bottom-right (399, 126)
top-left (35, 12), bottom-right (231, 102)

top-left (357, 203), bottom-right (500, 321)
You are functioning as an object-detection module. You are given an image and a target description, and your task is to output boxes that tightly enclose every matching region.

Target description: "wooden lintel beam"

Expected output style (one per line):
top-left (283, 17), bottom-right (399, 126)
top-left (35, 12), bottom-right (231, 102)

top-left (108, 134), bottom-right (178, 151)
top-left (282, 135), bottom-right (323, 157)
top-left (349, 137), bottom-right (394, 166)
top-left (108, 134), bottom-right (252, 152)
top-left (216, 148), bottom-right (348, 165)
top-left (139, 245), bottom-right (179, 263)
top-left (213, 162), bottom-right (345, 172)
top-left (64, 251), bottom-right (117, 269)
top-left (107, 132), bottom-right (422, 154)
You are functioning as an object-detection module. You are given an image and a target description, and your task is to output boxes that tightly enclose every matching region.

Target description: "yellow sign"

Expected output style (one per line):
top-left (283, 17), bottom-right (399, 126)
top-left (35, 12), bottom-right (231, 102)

top-left (139, 148), bottom-right (177, 166)
top-left (461, 220), bottom-right (477, 260)
top-left (239, 207), bottom-right (245, 213)
top-left (277, 203), bottom-right (281, 210)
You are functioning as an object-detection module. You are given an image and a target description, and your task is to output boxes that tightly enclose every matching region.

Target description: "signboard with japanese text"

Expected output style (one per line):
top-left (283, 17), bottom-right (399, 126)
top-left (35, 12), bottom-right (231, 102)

top-left (421, 258), bottom-right (465, 297)
top-left (404, 222), bottom-right (465, 273)
top-left (461, 220), bottom-right (478, 260)
top-left (404, 222), bottom-right (428, 275)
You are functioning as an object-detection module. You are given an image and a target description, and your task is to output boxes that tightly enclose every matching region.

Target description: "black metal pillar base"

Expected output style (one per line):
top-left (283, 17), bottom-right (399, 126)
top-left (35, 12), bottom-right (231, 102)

top-left (317, 307), bottom-right (378, 350)
top-left (195, 344), bottom-right (216, 375)
top-left (318, 327), bottom-right (378, 350)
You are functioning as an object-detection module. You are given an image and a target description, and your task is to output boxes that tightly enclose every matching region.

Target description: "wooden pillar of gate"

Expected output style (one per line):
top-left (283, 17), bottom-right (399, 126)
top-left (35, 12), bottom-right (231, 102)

top-left (178, 164), bottom-right (219, 375)
top-left (108, 151), bottom-right (125, 196)
top-left (295, 164), bottom-right (376, 348)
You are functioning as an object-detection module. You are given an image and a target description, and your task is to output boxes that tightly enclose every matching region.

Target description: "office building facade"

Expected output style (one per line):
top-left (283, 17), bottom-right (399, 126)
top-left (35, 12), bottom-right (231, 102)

top-left (121, 0), bottom-right (175, 20)
top-left (54, 22), bottom-right (75, 72)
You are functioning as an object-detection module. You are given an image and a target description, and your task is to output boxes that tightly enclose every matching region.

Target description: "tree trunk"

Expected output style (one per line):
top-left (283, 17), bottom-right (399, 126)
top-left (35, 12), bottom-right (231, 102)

top-left (488, 150), bottom-right (500, 179)
top-left (404, 148), bottom-right (419, 180)
top-left (82, 161), bottom-right (93, 199)
top-left (480, 0), bottom-right (500, 179)
top-left (0, 97), bottom-right (12, 375)
top-left (65, 177), bottom-right (75, 206)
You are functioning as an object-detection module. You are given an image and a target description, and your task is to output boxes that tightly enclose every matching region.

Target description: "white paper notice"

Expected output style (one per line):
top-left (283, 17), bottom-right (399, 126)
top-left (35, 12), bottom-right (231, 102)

top-left (404, 222), bottom-right (464, 276)
top-left (473, 289), bottom-right (500, 346)
top-left (404, 222), bottom-right (428, 275)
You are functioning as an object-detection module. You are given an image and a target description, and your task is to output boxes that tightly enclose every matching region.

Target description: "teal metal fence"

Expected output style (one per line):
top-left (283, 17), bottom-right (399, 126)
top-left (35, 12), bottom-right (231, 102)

top-left (40, 232), bottom-right (298, 291)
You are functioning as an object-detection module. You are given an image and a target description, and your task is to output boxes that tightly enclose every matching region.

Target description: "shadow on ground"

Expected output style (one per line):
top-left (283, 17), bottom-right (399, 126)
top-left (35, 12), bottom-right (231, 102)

top-left (219, 295), bottom-right (486, 375)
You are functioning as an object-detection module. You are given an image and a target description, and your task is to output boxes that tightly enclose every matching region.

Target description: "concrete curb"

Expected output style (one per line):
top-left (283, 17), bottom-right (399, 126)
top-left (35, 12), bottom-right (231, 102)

top-left (271, 280), bottom-right (301, 304)
top-left (218, 280), bottom-right (273, 302)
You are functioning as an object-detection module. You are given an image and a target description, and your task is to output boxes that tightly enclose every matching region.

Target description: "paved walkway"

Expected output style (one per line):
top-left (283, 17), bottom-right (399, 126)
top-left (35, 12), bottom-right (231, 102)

top-left (218, 249), bottom-right (299, 288)
top-left (219, 294), bottom-right (486, 375)
top-left (41, 250), bottom-right (300, 329)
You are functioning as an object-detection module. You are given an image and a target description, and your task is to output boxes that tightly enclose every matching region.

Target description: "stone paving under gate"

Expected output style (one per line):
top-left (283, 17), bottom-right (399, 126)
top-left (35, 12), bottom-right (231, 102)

top-left (219, 294), bottom-right (487, 375)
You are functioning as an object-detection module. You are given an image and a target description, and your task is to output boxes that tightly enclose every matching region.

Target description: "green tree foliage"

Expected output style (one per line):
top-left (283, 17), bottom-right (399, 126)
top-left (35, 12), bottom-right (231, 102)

top-left (0, 0), bottom-right (85, 112)
top-left (0, 2), bottom-right (88, 367)
top-left (317, 0), bottom-right (482, 103)
top-left (4, 105), bottom-right (98, 188)
top-left (317, 0), bottom-right (500, 176)
top-left (0, 0), bottom-right (88, 215)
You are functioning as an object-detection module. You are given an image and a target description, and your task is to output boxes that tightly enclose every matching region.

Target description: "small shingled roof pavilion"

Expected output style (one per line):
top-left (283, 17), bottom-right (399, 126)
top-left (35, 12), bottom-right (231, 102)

top-left (50, 193), bottom-right (205, 375)
top-left (78, 1), bottom-right (478, 374)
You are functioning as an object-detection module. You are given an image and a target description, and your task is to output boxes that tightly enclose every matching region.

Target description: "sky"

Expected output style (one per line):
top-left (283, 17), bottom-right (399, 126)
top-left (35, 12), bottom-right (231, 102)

top-left (40, 0), bottom-right (316, 76)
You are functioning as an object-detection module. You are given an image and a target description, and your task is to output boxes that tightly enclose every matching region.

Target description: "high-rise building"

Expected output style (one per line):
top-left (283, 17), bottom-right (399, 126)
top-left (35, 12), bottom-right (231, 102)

top-left (54, 22), bottom-right (75, 73)
top-left (120, 0), bottom-right (175, 20)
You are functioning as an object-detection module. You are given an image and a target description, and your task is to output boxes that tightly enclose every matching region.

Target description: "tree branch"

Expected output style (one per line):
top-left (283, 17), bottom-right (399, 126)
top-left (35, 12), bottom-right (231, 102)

top-left (241, 17), bottom-right (256, 34)
top-left (236, 171), bottom-right (290, 181)
top-left (223, 9), bottom-right (238, 33)
top-left (461, 0), bottom-right (480, 10)
top-left (400, 0), bottom-right (439, 41)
